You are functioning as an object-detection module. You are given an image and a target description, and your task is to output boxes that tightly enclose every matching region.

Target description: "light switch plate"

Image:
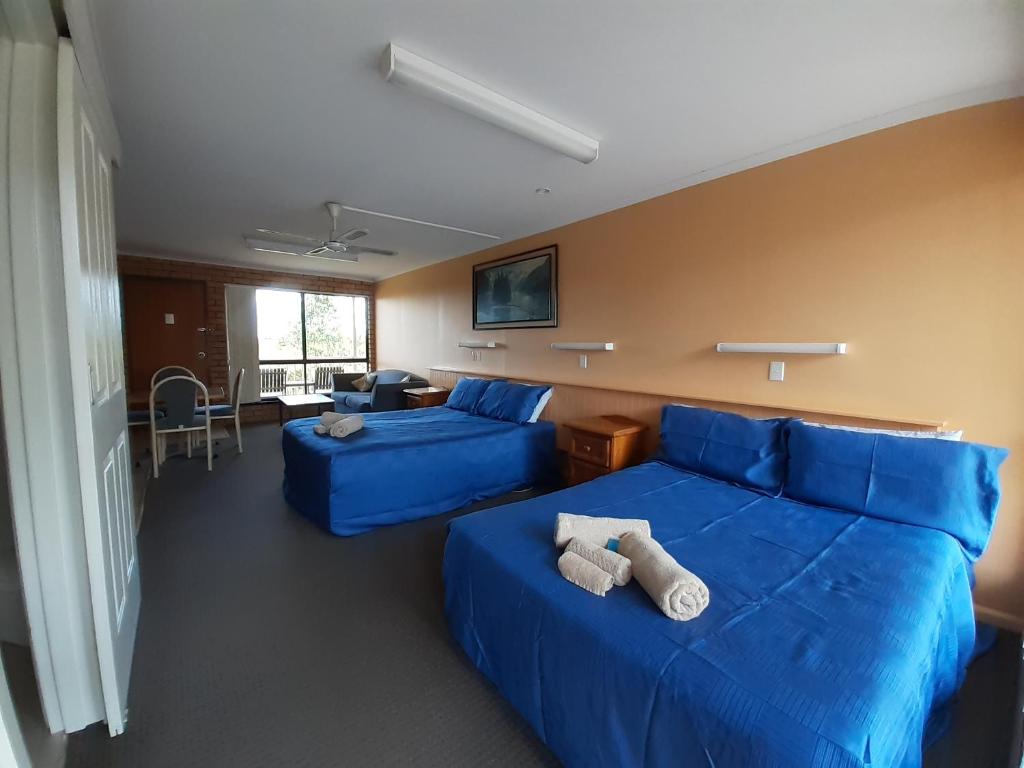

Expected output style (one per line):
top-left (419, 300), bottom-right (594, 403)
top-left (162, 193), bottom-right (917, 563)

top-left (769, 361), bottom-right (785, 381)
top-left (579, 354), bottom-right (588, 369)
top-left (164, 313), bottom-right (175, 325)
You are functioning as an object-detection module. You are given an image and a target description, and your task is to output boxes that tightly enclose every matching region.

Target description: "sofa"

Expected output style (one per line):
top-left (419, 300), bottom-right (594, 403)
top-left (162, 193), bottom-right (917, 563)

top-left (331, 369), bottom-right (429, 414)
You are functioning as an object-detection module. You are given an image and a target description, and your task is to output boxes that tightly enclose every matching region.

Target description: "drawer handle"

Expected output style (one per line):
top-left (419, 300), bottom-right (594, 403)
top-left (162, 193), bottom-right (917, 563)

top-left (584, 444), bottom-right (591, 451)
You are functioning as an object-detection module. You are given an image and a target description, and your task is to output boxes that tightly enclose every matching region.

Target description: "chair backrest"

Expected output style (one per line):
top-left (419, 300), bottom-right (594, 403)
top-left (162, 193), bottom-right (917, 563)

top-left (231, 368), bottom-right (245, 408)
top-left (151, 376), bottom-right (207, 429)
top-left (260, 366), bottom-right (286, 397)
top-left (151, 365), bottom-right (197, 388)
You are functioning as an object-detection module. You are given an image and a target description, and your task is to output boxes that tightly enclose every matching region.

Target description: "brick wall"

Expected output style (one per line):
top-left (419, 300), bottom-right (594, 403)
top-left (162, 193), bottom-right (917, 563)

top-left (119, 255), bottom-right (376, 422)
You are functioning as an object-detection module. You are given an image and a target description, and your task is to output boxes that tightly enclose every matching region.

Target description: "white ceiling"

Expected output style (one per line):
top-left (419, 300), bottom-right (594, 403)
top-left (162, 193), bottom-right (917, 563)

top-left (88, 0), bottom-right (1024, 282)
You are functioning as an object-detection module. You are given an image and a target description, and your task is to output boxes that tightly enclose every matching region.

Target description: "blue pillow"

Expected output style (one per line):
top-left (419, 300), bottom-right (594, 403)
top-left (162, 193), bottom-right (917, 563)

top-left (475, 381), bottom-right (552, 425)
top-left (444, 378), bottom-right (494, 413)
top-left (784, 421), bottom-right (1008, 561)
top-left (659, 405), bottom-right (790, 494)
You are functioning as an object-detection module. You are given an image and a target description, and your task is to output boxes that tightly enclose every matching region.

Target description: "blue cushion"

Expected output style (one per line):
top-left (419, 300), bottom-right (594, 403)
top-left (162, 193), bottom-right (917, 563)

top-left (784, 421), bottom-right (1009, 561)
top-left (127, 409), bottom-right (163, 423)
top-left (658, 405), bottom-right (790, 494)
top-left (344, 393), bottom-right (373, 411)
top-left (195, 404), bottom-right (235, 417)
top-left (475, 381), bottom-right (552, 425)
top-left (370, 369), bottom-right (409, 386)
top-left (445, 378), bottom-right (495, 413)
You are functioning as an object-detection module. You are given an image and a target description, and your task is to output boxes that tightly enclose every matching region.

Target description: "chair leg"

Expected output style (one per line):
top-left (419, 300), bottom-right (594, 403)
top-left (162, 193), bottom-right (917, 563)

top-left (235, 414), bottom-right (243, 454)
top-left (151, 429), bottom-right (159, 478)
top-left (206, 424), bottom-right (213, 471)
top-left (186, 431), bottom-right (192, 459)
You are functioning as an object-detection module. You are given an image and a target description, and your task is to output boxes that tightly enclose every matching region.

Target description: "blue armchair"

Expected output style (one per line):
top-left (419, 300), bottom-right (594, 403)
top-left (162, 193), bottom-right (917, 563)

top-left (331, 369), bottom-right (429, 414)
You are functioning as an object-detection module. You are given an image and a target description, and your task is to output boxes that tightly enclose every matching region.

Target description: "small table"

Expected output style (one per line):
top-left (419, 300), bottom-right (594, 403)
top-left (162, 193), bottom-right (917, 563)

top-left (564, 415), bottom-right (648, 486)
top-left (277, 393), bottom-right (333, 425)
top-left (405, 386), bottom-right (449, 409)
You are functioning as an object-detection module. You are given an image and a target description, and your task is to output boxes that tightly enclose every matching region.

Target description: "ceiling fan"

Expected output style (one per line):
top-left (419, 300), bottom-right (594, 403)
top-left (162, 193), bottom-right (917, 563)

top-left (244, 202), bottom-right (397, 262)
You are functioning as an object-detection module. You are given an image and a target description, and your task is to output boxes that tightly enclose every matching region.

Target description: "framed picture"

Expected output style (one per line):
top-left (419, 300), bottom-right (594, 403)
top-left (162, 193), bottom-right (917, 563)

top-left (473, 245), bottom-right (558, 329)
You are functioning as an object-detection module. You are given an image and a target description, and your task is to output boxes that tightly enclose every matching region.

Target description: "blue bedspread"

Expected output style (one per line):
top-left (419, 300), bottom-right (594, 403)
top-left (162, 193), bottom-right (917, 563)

top-left (282, 407), bottom-right (555, 535)
top-left (444, 461), bottom-right (977, 768)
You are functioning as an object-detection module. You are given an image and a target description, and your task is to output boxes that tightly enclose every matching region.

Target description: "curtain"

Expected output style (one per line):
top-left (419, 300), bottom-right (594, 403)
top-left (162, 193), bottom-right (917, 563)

top-left (224, 285), bottom-right (262, 404)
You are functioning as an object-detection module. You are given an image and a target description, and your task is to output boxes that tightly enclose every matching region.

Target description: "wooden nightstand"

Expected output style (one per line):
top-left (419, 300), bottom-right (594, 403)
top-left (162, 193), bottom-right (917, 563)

top-left (564, 415), bottom-right (648, 486)
top-left (405, 386), bottom-right (449, 409)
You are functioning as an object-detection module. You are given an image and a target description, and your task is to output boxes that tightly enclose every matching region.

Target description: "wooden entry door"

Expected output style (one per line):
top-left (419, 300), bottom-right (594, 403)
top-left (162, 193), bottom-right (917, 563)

top-left (122, 276), bottom-right (209, 390)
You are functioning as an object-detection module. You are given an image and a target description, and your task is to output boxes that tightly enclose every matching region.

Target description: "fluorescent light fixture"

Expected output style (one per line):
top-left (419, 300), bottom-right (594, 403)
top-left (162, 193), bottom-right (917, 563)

top-left (457, 341), bottom-right (501, 349)
top-left (716, 343), bottom-right (848, 355)
top-left (550, 342), bottom-right (615, 351)
top-left (381, 43), bottom-right (599, 164)
top-left (340, 204), bottom-right (500, 240)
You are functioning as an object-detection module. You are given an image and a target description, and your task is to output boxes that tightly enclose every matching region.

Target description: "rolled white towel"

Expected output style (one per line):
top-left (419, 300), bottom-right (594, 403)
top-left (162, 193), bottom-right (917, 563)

top-left (557, 550), bottom-right (614, 597)
top-left (618, 532), bottom-right (709, 621)
top-left (320, 411), bottom-right (347, 427)
top-left (554, 512), bottom-right (651, 549)
top-left (313, 411), bottom-right (348, 434)
top-left (566, 537), bottom-right (632, 586)
top-left (329, 414), bottom-right (364, 439)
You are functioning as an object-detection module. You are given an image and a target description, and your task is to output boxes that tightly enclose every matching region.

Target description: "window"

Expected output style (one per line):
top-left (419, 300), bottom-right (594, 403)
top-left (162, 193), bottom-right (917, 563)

top-left (255, 288), bottom-right (369, 397)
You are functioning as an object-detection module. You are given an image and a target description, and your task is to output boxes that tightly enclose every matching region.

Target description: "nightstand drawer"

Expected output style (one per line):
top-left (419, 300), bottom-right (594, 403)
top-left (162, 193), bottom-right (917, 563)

top-left (570, 432), bottom-right (610, 467)
top-left (568, 457), bottom-right (607, 486)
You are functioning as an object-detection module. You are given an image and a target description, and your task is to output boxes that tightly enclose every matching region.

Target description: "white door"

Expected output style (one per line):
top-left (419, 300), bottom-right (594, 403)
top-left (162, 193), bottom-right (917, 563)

top-left (56, 38), bottom-right (140, 736)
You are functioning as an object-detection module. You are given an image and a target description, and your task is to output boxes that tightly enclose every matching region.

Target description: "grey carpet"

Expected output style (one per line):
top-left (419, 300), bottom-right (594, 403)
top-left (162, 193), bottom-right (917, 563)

top-left (66, 423), bottom-right (558, 768)
top-left (65, 423), bottom-right (1019, 768)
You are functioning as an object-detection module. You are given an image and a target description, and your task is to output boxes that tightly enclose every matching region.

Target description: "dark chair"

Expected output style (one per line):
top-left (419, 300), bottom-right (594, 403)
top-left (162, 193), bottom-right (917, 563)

top-left (330, 369), bottom-right (429, 414)
top-left (151, 365), bottom-right (197, 388)
top-left (150, 375), bottom-right (212, 477)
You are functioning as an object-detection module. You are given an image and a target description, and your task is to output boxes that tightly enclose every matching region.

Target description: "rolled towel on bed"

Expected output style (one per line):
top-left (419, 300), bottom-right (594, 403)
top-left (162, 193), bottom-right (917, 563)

top-left (328, 414), bottom-right (364, 439)
top-left (554, 513), bottom-right (651, 548)
top-left (618, 532), bottom-right (709, 621)
top-left (557, 550), bottom-right (614, 597)
top-left (313, 411), bottom-right (348, 434)
top-left (566, 537), bottom-right (632, 586)
top-left (320, 411), bottom-right (347, 427)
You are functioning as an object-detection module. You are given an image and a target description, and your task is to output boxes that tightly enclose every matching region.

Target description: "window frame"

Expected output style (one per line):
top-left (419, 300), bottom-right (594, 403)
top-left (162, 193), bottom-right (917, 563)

top-left (256, 289), bottom-right (370, 398)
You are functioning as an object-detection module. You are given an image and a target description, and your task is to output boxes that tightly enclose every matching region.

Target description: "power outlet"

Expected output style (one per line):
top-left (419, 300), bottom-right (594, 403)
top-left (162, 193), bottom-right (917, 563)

top-left (769, 361), bottom-right (785, 382)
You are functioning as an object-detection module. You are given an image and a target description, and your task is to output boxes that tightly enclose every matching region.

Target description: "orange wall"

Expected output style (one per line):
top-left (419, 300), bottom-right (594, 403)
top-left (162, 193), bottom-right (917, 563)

top-left (377, 99), bottom-right (1024, 626)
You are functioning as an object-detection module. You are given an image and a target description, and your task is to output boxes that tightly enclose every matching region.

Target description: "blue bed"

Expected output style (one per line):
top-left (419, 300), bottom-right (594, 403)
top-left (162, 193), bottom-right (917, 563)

top-left (444, 413), bottom-right (1005, 768)
top-left (282, 406), bottom-right (555, 535)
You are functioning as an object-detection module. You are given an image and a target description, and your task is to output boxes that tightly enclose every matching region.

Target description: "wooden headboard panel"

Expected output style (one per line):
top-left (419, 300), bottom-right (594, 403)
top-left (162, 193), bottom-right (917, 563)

top-left (428, 366), bottom-right (948, 454)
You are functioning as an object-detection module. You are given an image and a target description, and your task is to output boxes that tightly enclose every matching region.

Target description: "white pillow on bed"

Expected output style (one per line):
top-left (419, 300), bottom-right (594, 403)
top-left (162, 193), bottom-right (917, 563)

top-left (527, 387), bottom-right (554, 423)
top-left (806, 422), bottom-right (963, 441)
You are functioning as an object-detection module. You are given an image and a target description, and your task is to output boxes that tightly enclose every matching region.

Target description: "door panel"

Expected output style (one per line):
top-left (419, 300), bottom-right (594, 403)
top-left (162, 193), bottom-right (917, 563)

top-left (122, 277), bottom-right (208, 391)
top-left (57, 39), bottom-right (139, 736)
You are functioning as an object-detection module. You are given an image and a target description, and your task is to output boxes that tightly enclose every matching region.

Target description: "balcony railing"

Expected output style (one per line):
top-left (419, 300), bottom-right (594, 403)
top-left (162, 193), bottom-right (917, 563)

top-left (259, 361), bottom-right (369, 398)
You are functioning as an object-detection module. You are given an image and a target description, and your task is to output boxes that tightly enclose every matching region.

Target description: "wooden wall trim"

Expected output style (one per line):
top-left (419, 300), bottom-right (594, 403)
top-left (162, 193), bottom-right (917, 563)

top-left (429, 366), bottom-right (948, 431)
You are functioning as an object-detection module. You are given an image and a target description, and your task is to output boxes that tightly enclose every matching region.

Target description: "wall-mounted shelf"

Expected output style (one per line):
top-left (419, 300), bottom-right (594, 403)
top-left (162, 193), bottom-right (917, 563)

top-left (551, 342), bottom-right (615, 351)
top-left (457, 341), bottom-right (502, 349)
top-left (716, 342), bottom-right (847, 355)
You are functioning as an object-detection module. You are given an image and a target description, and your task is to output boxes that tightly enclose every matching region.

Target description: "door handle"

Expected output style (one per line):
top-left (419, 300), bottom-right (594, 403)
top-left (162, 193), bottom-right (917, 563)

top-left (197, 352), bottom-right (207, 359)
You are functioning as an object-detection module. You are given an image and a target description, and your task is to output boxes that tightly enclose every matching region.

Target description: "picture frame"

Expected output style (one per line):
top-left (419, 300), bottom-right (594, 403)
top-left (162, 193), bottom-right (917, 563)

top-left (472, 245), bottom-right (558, 329)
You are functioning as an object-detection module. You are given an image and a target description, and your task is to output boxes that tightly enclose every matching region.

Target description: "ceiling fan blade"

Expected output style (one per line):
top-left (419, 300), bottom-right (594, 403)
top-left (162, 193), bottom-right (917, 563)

top-left (340, 227), bottom-right (369, 241)
top-left (251, 246), bottom-right (309, 257)
top-left (255, 228), bottom-right (323, 245)
top-left (305, 250), bottom-right (359, 263)
top-left (346, 245), bottom-right (396, 256)
top-left (245, 236), bottom-right (308, 255)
